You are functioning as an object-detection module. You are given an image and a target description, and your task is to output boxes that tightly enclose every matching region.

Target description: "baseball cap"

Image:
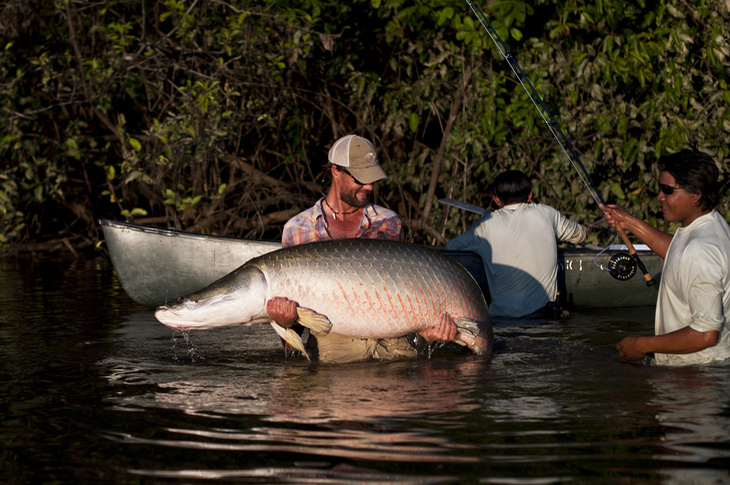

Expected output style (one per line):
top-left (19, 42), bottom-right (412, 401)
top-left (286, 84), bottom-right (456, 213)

top-left (328, 135), bottom-right (387, 184)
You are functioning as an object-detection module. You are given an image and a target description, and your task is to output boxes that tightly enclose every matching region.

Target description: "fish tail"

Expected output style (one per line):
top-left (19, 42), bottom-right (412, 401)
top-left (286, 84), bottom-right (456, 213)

top-left (296, 307), bottom-right (332, 334)
top-left (269, 322), bottom-right (311, 362)
top-left (454, 317), bottom-right (493, 357)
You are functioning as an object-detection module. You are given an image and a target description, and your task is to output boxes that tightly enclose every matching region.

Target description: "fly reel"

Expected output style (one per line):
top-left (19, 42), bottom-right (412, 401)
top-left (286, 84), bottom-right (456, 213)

top-left (608, 252), bottom-right (637, 281)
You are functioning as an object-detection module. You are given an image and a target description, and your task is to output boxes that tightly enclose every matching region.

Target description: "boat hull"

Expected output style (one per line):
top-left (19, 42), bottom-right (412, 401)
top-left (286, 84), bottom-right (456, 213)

top-left (100, 219), bottom-right (662, 309)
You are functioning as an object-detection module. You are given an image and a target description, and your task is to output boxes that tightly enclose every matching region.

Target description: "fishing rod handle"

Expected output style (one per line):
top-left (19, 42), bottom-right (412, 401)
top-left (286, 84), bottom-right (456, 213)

top-left (615, 225), bottom-right (656, 286)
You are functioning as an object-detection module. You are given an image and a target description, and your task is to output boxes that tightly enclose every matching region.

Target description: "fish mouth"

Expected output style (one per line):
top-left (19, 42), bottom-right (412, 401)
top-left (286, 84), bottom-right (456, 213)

top-left (155, 306), bottom-right (181, 318)
top-left (155, 306), bottom-right (191, 329)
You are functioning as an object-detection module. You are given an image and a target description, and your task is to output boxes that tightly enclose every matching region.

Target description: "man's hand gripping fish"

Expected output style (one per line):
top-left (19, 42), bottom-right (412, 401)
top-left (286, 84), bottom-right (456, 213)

top-left (155, 239), bottom-right (493, 360)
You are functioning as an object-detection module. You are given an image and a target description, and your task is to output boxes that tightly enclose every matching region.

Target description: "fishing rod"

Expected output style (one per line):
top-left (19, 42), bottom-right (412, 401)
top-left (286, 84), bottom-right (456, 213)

top-left (465, 0), bottom-right (655, 286)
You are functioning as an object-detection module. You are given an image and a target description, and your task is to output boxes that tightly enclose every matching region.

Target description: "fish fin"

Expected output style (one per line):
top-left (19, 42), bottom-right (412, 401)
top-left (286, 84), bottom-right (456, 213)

top-left (453, 317), bottom-right (492, 356)
top-left (269, 322), bottom-right (311, 362)
top-left (453, 317), bottom-right (479, 341)
top-left (296, 307), bottom-right (332, 335)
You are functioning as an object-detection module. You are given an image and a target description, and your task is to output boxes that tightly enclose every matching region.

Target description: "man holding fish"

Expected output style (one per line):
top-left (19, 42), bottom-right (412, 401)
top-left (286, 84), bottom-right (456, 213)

top-left (267, 134), bottom-right (459, 363)
top-left (154, 134), bottom-right (492, 361)
top-left (601, 149), bottom-right (730, 366)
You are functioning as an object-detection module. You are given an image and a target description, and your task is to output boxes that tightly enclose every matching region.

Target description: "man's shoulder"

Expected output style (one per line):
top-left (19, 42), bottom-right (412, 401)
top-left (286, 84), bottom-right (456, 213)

top-left (528, 203), bottom-right (581, 226)
top-left (285, 203), bottom-right (320, 226)
top-left (682, 212), bottom-right (730, 245)
top-left (282, 204), bottom-right (321, 245)
top-left (494, 202), bottom-right (553, 219)
top-left (529, 202), bottom-right (561, 215)
top-left (683, 222), bottom-right (730, 256)
top-left (695, 211), bottom-right (730, 234)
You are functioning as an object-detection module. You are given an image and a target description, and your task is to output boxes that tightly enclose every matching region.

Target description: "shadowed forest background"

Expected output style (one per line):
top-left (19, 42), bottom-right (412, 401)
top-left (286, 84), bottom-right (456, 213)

top-left (0, 0), bottom-right (728, 255)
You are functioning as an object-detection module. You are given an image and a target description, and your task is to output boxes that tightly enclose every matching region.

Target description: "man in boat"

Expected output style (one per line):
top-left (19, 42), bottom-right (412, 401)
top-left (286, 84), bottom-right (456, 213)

top-left (601, 149), bottom-right (730, 366)
top-left (445, 170), bottom-right (586, 319)
top-left (267, 134), bottom-right (458, 363)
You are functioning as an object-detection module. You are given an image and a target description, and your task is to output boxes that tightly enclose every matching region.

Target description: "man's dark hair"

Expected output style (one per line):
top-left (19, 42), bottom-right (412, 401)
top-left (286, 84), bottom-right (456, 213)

top-left (659, 149), bottom-right (720, 210)
top-left (493, 170), bottom-right (532, 205)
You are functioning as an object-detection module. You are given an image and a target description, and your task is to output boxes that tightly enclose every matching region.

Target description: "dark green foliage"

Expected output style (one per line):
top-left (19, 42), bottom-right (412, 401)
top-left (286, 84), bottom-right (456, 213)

top-left (0, 0), bottom-right (728, 249)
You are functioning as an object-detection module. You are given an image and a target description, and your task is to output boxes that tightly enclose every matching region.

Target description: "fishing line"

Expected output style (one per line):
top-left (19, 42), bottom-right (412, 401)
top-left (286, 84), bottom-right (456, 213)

top-left (466, 1), bottom-right (602, 207)
top-left (165, 0), bottom-right (205, 305)
top-left (465, 1), bottom-right (656, 286)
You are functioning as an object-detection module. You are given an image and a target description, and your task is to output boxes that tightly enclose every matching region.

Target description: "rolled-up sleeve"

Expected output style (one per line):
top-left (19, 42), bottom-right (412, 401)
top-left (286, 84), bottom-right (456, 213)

top-left (687, 244), bottom-right (726, 333)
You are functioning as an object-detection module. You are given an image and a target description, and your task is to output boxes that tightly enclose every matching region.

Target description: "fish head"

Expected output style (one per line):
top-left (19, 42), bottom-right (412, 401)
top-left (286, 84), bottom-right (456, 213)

top-left (154, 265), bottom-right (268, 330)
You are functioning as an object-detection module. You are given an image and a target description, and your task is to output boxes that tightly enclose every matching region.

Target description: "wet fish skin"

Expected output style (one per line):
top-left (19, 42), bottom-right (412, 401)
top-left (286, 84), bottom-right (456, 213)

top-left (155, 239), bottom-right (492, 357)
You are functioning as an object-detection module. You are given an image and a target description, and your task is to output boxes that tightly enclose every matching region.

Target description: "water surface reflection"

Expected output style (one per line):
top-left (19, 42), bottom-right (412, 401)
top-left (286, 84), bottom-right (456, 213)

top-left (3, 256), bottom-right (730, 483)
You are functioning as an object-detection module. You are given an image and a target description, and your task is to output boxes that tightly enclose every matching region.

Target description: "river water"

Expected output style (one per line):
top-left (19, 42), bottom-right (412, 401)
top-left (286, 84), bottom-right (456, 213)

top-left (2, 255), bottom-right (730, 484)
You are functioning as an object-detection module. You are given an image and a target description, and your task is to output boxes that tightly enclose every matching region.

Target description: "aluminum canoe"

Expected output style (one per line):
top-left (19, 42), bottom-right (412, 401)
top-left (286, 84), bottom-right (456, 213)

top-left (99, 219), bottom-right (662, 309)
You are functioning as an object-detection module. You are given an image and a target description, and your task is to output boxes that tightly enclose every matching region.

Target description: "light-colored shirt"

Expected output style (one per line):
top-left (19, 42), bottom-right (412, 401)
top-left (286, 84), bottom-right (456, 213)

top-left (282, 198), bottom-right (403, 247)
top-left (654, 210), bottom-right (730, 366)
top-left (445, 202), bottom-right (585, 318)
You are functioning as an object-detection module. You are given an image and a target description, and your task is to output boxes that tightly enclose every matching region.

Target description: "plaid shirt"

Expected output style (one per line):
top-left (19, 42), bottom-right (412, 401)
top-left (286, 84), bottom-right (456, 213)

top-left (282, 198), bottom-right (403, 247)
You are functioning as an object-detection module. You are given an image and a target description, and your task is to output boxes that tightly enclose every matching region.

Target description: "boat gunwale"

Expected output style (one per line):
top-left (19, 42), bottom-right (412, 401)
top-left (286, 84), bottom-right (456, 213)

top-left (99, 218), bottom-right (662, 309)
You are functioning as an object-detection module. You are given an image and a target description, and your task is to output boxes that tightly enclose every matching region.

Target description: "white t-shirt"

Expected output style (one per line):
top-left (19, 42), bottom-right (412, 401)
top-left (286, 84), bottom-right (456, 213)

top-left (654, 210), bottom-right (730, 366)
top-left (445, 202), bottom-right (586, 318)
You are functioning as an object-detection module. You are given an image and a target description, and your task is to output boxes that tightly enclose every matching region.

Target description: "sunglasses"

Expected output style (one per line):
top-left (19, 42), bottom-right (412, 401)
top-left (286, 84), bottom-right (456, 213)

top-left (337, 167), bottom-right (365, 186)
top-left (659, 183), bottom-right (686, 195)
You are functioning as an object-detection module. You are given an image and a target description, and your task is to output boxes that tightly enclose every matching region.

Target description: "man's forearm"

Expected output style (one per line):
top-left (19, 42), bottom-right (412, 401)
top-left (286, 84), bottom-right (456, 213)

top-left (637, 326), bottom-right (719, 355)
top-left (620, 215), bottom-right (672, 259)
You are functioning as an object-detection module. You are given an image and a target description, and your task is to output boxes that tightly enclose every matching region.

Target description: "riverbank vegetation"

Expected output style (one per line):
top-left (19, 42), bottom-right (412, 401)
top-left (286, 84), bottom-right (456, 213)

top-left (1, 0), bottom-right (728, 254)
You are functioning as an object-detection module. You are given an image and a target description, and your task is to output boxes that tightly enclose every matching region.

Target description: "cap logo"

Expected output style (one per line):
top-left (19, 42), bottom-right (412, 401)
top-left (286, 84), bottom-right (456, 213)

top-left (328, 134), bottom-right (388, 184)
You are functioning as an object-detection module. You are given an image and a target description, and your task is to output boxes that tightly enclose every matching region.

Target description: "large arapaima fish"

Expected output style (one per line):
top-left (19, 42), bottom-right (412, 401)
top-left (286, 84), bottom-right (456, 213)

top-left (154, 239), bottom-right (493, 360)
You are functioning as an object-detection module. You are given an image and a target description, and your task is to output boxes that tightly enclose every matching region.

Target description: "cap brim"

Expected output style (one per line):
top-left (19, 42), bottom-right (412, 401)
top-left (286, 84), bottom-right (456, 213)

top-left (348, 165), bottom-right (388, 184)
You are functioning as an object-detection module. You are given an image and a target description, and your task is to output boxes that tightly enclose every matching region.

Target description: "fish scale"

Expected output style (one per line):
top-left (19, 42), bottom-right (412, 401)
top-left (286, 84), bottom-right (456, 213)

top-left (155, 239), bottom-right (492, 356)
top-left (258, 239), bottom-right (487, 338)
